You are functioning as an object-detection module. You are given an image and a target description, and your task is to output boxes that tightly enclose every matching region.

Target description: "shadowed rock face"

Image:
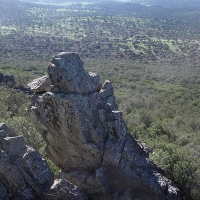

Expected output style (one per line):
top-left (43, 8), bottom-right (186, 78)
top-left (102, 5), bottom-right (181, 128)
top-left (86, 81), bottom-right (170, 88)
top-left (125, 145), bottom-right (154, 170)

top-left (0, 122), bottom-right (54, 199)
top-left (28, 52), bottom-right (182, 200)
top-left (0, 72), bottom-right (16, 88)
top-left (0, 123), bottom-right (88, 200)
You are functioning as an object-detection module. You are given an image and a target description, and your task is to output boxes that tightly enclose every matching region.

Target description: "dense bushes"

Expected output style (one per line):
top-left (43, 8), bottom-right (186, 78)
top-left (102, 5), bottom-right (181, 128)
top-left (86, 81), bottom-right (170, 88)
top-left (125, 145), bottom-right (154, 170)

top-left (152, 144), bottom-right (200, 200)
top-left (1, 56), bottom-right (200, 199)
top-left (0, 87), bottom-right (44, 153)
top-left (84, 58), bottom-right (200, 200)
top-left (1, 1), bottom-right (200, 198)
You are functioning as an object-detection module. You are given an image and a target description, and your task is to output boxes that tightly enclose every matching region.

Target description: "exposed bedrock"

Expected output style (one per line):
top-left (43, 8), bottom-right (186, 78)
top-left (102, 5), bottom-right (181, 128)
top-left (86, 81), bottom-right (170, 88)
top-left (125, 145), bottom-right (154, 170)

top-left (28, 52), bottom-right (182, 200)
top-left (0, 123), bottom-right (88, 200)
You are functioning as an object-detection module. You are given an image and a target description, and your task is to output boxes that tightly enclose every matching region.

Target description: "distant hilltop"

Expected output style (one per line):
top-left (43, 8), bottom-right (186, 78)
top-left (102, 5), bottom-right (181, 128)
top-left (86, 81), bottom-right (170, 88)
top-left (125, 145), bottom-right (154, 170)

top-left (19, 0), bottom-right (200, 7)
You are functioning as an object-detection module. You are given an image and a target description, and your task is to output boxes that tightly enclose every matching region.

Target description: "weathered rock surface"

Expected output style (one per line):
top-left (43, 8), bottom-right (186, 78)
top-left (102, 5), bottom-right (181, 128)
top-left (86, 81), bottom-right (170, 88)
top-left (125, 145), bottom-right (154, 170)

top-left (28, 75), bottom-right (52, 93)
top-left (0, 123), bottom-right (88, 200)
top-left (28, 52), bottom-right (182, 200)
top-left (45, 179), bottom-right (88, 200)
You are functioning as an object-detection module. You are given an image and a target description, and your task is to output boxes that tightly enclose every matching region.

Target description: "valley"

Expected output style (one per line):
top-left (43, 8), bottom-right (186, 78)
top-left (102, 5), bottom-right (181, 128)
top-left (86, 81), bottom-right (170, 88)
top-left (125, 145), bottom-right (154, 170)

top-left (0, 0), bottom-right (200, 199)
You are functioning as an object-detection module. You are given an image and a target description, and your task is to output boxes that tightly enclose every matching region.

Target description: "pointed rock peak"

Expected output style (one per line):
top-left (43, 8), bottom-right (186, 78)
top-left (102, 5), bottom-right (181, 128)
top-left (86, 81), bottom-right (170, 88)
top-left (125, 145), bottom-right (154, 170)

top-left (29, 52), bottom-right (101, 94)
top-left (51, 52), bottom-right (83, 68)
top-left (48, 52), bottom-right (83, 84)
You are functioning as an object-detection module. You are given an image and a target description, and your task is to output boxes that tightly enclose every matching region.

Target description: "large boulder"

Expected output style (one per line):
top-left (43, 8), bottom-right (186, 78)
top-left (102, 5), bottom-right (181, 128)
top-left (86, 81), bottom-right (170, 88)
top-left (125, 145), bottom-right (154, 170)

top-left (47, 52), bottom-right (100, 93)
top-left (28, 75), bottom-right (52, 93)
top-left (28, 52), bottom-right (182, 200)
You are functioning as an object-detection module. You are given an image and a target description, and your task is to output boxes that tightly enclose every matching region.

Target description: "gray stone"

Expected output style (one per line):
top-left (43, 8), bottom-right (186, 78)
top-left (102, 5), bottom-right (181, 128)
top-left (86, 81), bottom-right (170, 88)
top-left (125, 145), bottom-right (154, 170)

top-left (0, 72), bottom-right (32, 94)
top-left (53, 69), bottom-right (100, 93)
top-left (46, 52), bottom-right (100, 93)
top-left (0, 182), bottom-right (7, 200)
top-left (28, 75), bottom-right (52, 93)
top-left (49, 52), bottom-right (83, 83)
top-left (45, 179), bottom-right (88, 200)
top-left (2, 136), bottom-right (27, 160)
top-left (89, 72), bottom-right (101, 90)
top-left (0, 124), bottom-right (54, 199)
top-left (28, 53), bottom-right (182, 200)
top-left (20, 147), bottom-right (54, 192)
top-left (0, 123), bottom-right (7, 130)
top-left (27, 52), bottom-right (101, 94)
top-left (29, 91), bottom-right (104, 171)
top-left (0, 123), bottom-right (16, 138)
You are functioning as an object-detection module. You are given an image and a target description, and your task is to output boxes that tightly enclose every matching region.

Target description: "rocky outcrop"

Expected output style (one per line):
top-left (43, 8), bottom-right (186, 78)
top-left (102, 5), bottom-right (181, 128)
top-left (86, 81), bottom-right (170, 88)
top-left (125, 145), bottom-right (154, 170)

top-left (0, 122), bottom-right (88, 200)
top-left (28, 52), bottom-right (182, 200)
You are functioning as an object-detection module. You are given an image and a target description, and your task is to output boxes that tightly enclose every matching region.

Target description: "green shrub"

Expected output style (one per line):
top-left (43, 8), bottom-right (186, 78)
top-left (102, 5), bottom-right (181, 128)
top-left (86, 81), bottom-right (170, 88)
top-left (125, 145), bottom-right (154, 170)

top-left (151, 143), bottom-right (200, 200)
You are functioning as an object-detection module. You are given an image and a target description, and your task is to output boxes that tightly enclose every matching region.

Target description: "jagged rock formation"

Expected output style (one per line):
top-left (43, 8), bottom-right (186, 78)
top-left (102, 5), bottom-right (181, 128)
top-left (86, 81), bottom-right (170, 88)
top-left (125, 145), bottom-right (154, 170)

top-left (0, 123), bottom-right (88, 200)
top-left (28, 52), bottom-right (182, 200)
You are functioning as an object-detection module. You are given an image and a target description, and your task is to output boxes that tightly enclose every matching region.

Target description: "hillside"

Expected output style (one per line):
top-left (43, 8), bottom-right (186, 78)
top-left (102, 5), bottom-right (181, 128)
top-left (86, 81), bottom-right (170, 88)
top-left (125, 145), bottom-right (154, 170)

top-left (1, 1), bottom-right (200, 69)
top-left (0, 0), bottom-right (200, 199)
top-left (19, 0), bottom-right (200, 6)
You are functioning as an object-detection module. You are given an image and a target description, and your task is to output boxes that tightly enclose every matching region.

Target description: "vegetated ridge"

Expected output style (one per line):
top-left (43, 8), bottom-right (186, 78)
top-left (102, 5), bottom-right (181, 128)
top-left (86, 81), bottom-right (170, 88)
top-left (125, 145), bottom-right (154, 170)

top-left (0, 0), bottom-right (200, 199)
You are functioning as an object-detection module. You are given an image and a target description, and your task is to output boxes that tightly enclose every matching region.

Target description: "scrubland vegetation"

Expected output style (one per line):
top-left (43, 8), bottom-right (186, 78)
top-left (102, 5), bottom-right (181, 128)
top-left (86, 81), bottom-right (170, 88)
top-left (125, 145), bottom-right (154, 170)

top-left (0, 0), bottom-right (200, 199)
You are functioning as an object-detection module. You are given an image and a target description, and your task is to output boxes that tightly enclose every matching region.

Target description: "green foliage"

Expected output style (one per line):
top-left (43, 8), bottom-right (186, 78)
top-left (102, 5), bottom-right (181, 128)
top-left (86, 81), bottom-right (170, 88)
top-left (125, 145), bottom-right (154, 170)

top-left (119, 79), bottom-right (200, 200)
top-left (0, 88), bottom-right (27, 118)
top-left (1, 1), bottom-right (200, 70)
top-left (45, 158), bottom-right (60, 174)
top-left (0, 87), bottom-right (44, 153)
top-left (0, 1), bottom-right (200, 199)
top-left (6, 117), bottom-right (44, 153)
top-left (151, 144), bottom-right (200, 200)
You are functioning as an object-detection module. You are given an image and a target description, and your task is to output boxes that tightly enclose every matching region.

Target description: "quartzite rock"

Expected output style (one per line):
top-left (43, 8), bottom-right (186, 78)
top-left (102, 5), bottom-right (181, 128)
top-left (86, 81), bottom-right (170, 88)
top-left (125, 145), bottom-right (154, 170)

top-left (28, 52), bottom-right (182, 200)
top-left (28, 75), bottom-right (52, 93)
